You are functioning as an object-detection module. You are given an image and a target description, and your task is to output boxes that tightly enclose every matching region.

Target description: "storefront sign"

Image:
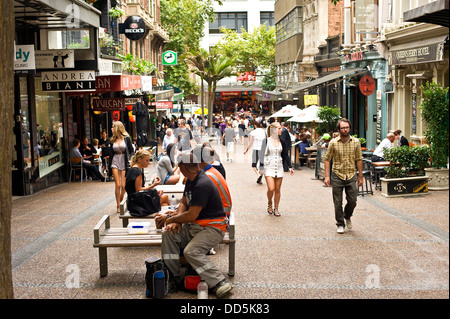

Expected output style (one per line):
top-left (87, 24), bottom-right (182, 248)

top-left (344, 52), bottom-right (364, 62)
top-left (125, 98), bottom-right (141, 105)
top-left (42, 71), bottom-right (96, 92)
top-left (39, 151), bottom-right (64, 178)
top-left (15, 45), bottom-right (35, 74)
top-left (95, 75), bottom-right (142, 92)
top-left (98, 58), bottom-right (122, 75)
top-left (93, 98), bottom-right (126, 111)
top-left (389, 41), bottom-right (445, 65)
top-left (156, 101), bottom-right (173, 109)
top-left (141, 76), bottom-right (153, 92)
top-left (304, 95), bottom-right (318, 105)
top-left (359, 75), bottom-right (376, 96)
top-left (120, 16), bottom-right (147, 41)
top-left (237, 72), bottom-right (256, 81)
top-left (35, 50), bottom-right (75, 69)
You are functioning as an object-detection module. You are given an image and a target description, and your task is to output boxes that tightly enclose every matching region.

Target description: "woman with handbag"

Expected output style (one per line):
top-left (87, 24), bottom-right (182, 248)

top-left (125, 150), bottom-right (170, 217)
top-left (109, 121), bottom-right (135, 213)
top-left (261, 122), bottom-right (294, 216)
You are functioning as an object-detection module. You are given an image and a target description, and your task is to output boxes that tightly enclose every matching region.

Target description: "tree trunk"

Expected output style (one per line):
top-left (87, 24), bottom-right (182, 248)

top-left (0, 0), bottom-right (15, 299)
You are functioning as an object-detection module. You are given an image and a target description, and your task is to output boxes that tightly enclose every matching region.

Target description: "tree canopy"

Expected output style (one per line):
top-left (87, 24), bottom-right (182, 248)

top-left (161, 0), bottom-right (221, 95)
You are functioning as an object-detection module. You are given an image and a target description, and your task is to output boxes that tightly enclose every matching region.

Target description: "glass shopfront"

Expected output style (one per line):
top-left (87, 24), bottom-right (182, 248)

top-left (13, 76), bottom-right (65, 195)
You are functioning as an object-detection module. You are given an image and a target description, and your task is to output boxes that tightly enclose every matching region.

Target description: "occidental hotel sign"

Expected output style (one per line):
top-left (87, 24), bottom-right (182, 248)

top-left (42, 71), bottom-right (96, 92)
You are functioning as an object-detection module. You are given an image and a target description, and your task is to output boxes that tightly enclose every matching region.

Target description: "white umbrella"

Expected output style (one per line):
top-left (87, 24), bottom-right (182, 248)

top-left (270, 105), bottom-right (302, 118)
top-left (287, 105), bottom-right (323, 123)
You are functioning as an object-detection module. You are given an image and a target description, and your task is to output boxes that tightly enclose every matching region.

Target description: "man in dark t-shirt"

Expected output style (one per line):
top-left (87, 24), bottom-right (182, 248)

top-left (158, 152), bottom-right (233, 298)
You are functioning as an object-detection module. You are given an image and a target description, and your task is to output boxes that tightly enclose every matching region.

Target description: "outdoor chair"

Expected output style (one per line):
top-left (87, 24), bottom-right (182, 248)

top-left (69, 157), bottom-right (87, 183)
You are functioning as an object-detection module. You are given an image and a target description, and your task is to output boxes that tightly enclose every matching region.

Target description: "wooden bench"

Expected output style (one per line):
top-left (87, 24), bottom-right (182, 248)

top-left (94, 213), bottom-right (236, 278)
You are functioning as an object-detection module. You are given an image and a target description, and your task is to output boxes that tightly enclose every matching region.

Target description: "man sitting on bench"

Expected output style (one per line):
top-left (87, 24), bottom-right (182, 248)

top-left (156, 151), bottom-right (233, 298)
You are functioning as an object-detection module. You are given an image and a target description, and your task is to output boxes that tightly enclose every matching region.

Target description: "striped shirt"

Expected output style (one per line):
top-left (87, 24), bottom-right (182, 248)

top-left (323, 135), bottom-right (363, 180)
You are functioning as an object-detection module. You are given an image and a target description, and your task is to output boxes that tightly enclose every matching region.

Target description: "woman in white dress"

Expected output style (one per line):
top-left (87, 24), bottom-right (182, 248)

top-left (262, 122), bottom-right (294, 216)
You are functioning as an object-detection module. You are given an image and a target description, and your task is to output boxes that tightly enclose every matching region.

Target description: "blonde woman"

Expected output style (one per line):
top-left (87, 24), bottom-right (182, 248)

top-left (262, 122), bottom-right (294, 216)
top-left (125, 150), bottom-right (170, 212)
top-left (109, 121), bottom-right (134, 212)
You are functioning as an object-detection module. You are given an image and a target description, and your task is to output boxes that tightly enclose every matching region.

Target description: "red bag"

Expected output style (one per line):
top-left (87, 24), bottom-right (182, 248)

top-left (183, 265), bottom-right (202, 293)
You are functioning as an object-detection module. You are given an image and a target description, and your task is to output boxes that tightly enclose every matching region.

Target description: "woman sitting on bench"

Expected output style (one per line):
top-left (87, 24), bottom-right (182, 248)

top-left (125, 150), bottom-right (171, 211)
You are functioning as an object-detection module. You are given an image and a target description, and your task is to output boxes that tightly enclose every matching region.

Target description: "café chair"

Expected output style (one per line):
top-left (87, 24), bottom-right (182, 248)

top-left (69, 157), bottom-right (87, 183)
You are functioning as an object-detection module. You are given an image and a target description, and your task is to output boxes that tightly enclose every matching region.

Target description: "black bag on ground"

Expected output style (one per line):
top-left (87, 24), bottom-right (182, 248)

top-left (128, 189), bottom-right (161, 217)
top-left (145, 257), bottom-right (169, 299)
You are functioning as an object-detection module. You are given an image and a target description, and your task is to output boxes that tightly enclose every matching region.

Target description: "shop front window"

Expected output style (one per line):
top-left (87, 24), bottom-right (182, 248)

top-left (34, 77), bottom-right (64, 179)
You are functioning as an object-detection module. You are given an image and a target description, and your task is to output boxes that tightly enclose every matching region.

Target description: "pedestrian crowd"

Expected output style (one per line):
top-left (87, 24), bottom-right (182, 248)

top-left (68, 108), bottom-right (411, 299)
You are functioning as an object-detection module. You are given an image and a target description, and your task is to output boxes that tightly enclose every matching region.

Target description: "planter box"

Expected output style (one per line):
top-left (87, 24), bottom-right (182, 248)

top-left (380, 176), bottom-right (429, 198)
top-left (425, 168), bottom-right (449, 190)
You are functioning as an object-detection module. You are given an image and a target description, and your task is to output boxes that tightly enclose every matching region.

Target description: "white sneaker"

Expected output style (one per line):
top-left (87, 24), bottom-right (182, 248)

top-left (345, 218), bottom-right (352, 230)
top-left (337, 226), bottom-right (345, 234)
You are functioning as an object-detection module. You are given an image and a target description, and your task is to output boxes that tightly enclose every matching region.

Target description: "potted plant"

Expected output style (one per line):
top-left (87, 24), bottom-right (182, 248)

top-left (109, 7), bottom-right (125, 20)
top-left (420, 81), bottom-right (449, 190)
top-left (380, 146), bottom-right (432, 197)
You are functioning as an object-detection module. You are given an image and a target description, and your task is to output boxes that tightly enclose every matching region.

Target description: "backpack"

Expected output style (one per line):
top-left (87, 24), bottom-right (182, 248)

top-left (144, 257), bottom-right (169, 299)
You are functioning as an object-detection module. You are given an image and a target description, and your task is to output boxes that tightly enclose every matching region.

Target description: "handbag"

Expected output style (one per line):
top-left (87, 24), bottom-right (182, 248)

top-left (128, 188), bottom-right (161, 217)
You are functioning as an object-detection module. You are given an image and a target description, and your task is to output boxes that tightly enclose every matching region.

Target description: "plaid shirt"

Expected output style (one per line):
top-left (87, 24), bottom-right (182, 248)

top-left (324, 135), bottom-right (363, 180)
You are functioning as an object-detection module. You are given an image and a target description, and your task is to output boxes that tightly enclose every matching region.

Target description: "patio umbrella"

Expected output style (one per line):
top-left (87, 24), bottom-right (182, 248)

top-left (270, 105), bottom-right (302, 118)
top-left (287, 105), bottom-right (323, 123)
top-left (194, 108), bottom-right (208, 115)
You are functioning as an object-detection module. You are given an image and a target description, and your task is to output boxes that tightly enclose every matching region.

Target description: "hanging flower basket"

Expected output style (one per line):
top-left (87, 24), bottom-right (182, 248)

top-left (109, 7), bottom-right (125, 19)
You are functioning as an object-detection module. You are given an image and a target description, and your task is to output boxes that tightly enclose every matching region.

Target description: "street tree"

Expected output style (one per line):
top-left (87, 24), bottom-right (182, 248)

top-left (0, 0), bottom-right (15, 299)
top-left (186, 50), bottom-right (236, 131)
top-left (214, 24), bottom-right (276, 90)
top-left (161, 0), bottom-right (222, 95)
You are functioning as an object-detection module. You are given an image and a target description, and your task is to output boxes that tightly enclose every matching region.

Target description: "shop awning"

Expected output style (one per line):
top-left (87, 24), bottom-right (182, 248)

top-left (404, 0), bottom-right (449, 28)
top-left (283, 67), bottom-right (367, 95)
top-left (14, 0), bottom-right (101, 28)
top-left (257, 90), bottom-right (282, 101)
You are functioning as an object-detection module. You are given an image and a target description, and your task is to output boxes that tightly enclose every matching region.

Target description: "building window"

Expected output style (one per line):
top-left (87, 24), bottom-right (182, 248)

top-left (260, 12), bottom-right (275, 27)
top-left (209, 12), bottom-right (248, 33)
top-left (275, 7), bottom-right (303, 43)
top-left (48, 29), bottom-right (90, 49)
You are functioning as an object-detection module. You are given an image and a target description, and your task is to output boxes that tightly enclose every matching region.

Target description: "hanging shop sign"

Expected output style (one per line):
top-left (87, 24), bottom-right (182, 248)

top-left (162, 50), bottom-right (178, 65)
top-left (14, 45), bottom-right (36, 74)
top-left (119, 16), bottom-right (147, 41)
top-left (359, 75), bottom-right (376, 96)
top-left (41, 71), bottom-right (95, 92)
top-left (304, 95), bottom-right (318, 105)
top-left (35, 50), bottom-right (75, 69)
top-left (92, 98), bottom-right (126, 111)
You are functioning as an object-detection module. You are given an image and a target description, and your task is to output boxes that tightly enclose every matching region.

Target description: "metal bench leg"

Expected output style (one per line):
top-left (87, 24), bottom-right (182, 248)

top-left (228, 239), bottom-right (235, 277)
top-left (99, 247), bottom-right (108, 277)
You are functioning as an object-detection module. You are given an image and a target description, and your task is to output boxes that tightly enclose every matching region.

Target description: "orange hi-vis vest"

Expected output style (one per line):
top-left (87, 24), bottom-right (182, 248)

top-left (204, 166), bottom-right (232, 218)
top-left (193, 217), bottom-right (228, 233)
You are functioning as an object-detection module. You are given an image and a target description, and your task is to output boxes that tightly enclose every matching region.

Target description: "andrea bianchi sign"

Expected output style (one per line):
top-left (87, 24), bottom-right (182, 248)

top-left (119, 16), bottom-right (147, 41)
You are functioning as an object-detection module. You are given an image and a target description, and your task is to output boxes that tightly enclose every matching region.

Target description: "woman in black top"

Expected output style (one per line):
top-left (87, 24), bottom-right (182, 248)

top-left (125, 150), bottom-right (170, 209)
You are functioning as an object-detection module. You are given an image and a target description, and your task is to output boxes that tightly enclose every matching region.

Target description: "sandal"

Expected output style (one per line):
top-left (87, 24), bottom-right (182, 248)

top-left (274, 207), bottom-right (281, 217)
top-left (267, 203), bottom-right (273, 215)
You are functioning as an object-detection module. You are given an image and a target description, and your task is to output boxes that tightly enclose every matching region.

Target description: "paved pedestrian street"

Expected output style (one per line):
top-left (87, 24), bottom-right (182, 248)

top-left (10, 142), bottom-right (449, 300)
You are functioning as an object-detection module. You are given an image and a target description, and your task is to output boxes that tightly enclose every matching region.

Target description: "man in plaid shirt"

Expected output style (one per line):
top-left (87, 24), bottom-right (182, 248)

top-left (324, 118), bottom-right (363, 234)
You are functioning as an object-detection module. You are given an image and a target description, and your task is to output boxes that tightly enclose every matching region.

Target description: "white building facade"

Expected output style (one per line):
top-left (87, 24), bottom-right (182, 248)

top-left (198, 0), bottom-right (275, 114)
